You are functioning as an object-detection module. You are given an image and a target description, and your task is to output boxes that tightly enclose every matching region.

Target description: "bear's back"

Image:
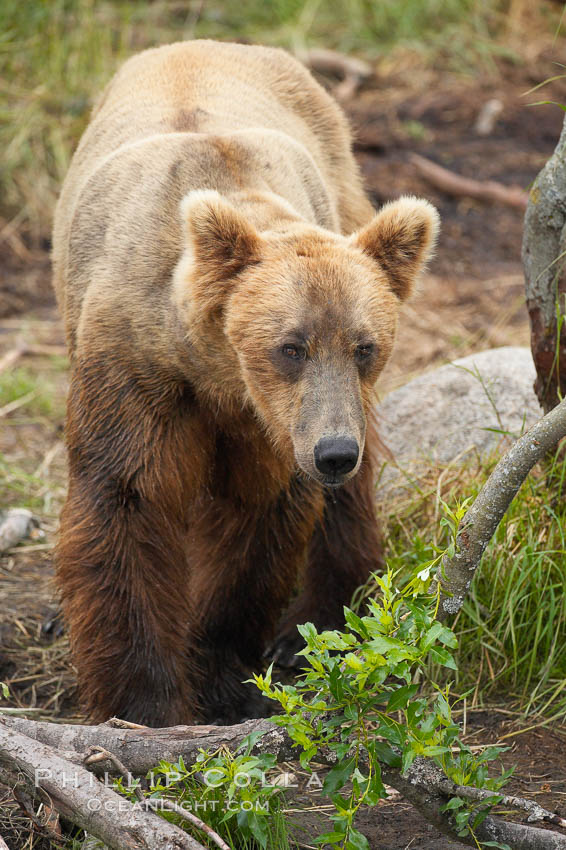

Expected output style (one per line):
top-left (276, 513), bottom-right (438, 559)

top-left (79, 41), bottom-right (348, 165)
top-left (52, 41), bottom-right (372, 348)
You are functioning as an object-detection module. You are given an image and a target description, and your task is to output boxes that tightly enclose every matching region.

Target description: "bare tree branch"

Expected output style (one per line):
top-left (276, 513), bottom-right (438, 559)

top-left (437, 396), bottom-right (566, 620)
top-left (3, 716), bottom-right (566, 850)
top-left (0, 721), bottom-right (205, 850)
top-left (412, 153), bottom-right (528, 208)
top-left (296, 47), bottom-right (372, 100)
top-left (145, 799), bottom-right (231, 850)
top-left (437, 780), bottom-right (566, 828)
top-left (385, 757), bottom-right (566, 850)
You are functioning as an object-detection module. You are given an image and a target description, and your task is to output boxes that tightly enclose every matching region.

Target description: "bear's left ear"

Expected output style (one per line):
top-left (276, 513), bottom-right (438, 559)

top-left (181, 190), bottom-right (261, 281)
top-left (351, 197), bottom-right (440, 301)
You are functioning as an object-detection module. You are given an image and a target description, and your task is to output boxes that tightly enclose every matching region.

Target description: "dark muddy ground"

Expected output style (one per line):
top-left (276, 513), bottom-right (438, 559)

top-left (2, 53), bottom-right (566, 849)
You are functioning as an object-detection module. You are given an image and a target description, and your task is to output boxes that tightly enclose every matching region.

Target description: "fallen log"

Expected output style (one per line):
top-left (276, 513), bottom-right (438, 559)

top-left (3, 715), bottom-right (566, 849)
top-left (0, 721), bottom-right (205, 850)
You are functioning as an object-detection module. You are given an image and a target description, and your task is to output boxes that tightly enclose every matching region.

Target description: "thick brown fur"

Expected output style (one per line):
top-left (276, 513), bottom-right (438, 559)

top-left (52, 40), bottom-right (439, 725)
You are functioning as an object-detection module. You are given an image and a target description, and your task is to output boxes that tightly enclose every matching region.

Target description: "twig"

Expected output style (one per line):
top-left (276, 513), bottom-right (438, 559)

top-left (438, 780), bottom-right (566, 828)
top-left (438, 396), bottom-right (566, 619)
top-left (0, 390), bottom-right (36, 418)
top-left (34, 441), bottom-right (63, 478)
top-left (84, 746), bottom-right (145, 802)
top-left (297, 47), bottom-right (372, 100)
top-left (0, 345), bottom-right (28, 374)
top-left (108, 717), bottom-right (148, 730)
top-left (474, 98), bottom-right (503, 136)
top-left (3, 543), bottom-right (54, 555)
top-left (26, 344), bottom-right (67, 357)
top-left (411, 153), bottom-right (528, 209)
top-left (0, 344), bottom-right (66, 377)
top-left (145, 798), bottom-right (231, 850)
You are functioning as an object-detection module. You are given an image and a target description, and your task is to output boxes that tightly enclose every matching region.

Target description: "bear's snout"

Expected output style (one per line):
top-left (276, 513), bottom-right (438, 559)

top-left (313, 435), bottom-right (359, 480)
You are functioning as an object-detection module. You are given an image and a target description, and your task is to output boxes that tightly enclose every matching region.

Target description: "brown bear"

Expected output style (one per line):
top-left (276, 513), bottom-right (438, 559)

top-left (52, 40), bottom-right (439, 726)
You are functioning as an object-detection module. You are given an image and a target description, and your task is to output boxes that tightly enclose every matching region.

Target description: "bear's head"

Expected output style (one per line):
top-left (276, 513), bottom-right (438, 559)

top-left (174, 190), bottom-right (439, 487)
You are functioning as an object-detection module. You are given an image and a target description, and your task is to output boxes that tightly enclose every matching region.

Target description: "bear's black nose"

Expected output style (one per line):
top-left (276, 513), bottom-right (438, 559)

top-left (314, 436), bottom-right (359, 476)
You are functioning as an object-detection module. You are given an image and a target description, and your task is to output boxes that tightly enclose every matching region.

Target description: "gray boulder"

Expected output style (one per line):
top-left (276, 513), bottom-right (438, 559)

top-left (376, 346), bottom-right (542, 497)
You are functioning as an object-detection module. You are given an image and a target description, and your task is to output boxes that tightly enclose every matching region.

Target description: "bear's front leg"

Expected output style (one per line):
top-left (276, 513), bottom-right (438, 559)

top-left (56, 364), bottom-right (205, 726)
top-left (188, 478), bottom-right (320, 723)
top-left (270, 443), bottom-right (383, 668)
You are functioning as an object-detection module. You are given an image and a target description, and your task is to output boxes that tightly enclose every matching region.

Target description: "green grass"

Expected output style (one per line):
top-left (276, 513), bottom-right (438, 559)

top-left (0, 454), bottom-right (45, 511)
top-left (0, 366), bottom-right (60, 418)
top-left (382, 443), bottom-right (566, 719)
top-left (1, 0), bottom-right (561, 249)
top-left (0, 364), bottom-right (66, 512)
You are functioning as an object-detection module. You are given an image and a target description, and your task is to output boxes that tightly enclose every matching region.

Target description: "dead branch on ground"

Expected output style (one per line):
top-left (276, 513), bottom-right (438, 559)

top-left (2, 715), bottom-right (566, 850)
top-left (297, 47), bottom-right (372, 100)
top-left (0, 343), bottom-right (68, 375)
top-left (0, 721), bottom-right (205, 850)
top-left (411, 153), bottom-right (529, 208)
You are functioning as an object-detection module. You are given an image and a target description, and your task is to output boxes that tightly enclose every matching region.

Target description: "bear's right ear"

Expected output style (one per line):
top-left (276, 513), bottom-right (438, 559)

top-left (181, 190), bottom-right (261, 282)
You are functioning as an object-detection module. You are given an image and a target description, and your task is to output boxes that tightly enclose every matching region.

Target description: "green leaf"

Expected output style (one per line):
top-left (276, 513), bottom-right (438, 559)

top-left (420, 621), bottom-right (444, 651)
top-left (0, 683), bottom-right (8, 700)
top-left (314, 832), bottom-right (346, 845)
top-left (528, 99), bottom-right (566, 112)
top-left (441, 796), bottom-right (464, 811)
top-left (372, 741), bottom-right (401, 767)
top-left (435, 692), bottom-right (452, 723)
top-left (297, 622), bottom-right (317, 641)
top-left (239, 729), bottom-right (266, 755)
top-left (386, 684), bottom-right (419, 712)
top-left (330, 741), bottom-right (352, 760)
top-left (323, 758), bottom-right (356, 794)
top-left (344, 607), bottom-right (369, 638)
top-left (368, 635), bottom-right (402, 654)
top-left (481, 844), bottom-right (512, 849)
top-left (247, 811), bottom-right (268, 848)
top-left (345, 652), bottom-right (365, 670)
top-left (428, 646), bottom-right (457, 669)
top-left (328, 664), bottom-right (345, 701)
top-left (401, 747), bottom-right (416, 774)
top-left (346, 828), bottom-right (370, 850)
top-left (422, 745), bottom-right (451, 757)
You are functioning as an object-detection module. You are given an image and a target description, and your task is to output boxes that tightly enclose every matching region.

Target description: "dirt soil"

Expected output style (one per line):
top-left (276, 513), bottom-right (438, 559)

top-left (2, 55), bottom-right (566, 849)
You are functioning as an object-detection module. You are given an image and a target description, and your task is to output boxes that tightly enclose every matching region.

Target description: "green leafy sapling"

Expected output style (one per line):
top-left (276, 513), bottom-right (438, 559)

top-left (254, 500), bottom-right (511, 850)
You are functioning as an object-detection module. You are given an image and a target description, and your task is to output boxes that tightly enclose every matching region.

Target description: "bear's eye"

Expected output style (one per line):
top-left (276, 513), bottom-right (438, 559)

top-left (282, 344), bottom-right (306, 361)
top-left (355, 343), bottom-right (374, 359)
